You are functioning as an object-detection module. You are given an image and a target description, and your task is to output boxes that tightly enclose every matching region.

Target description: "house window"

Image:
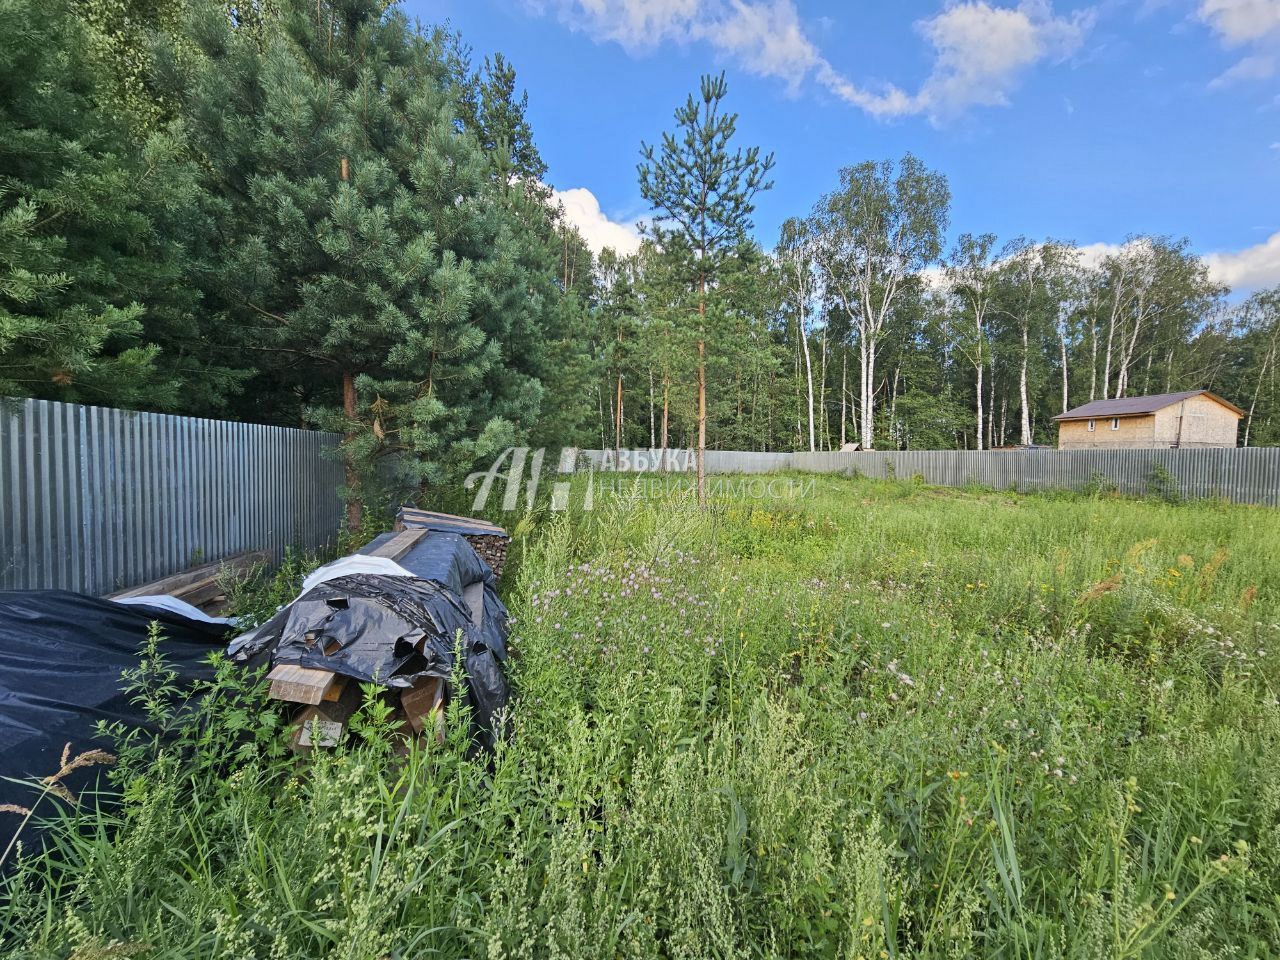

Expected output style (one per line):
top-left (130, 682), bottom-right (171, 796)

top-left (1111, 418), bottom-right (1120, 430)
top-left (1087, 419), bottom-right (1095, 431)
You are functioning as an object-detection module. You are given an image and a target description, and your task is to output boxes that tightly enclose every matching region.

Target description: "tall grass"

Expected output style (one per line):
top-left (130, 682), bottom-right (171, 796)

top-left (2, 475), bottom-right (1277, 958)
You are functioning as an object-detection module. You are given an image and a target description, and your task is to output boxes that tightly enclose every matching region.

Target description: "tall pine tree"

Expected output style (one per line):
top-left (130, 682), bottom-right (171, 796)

top-left (638, 72), bottom-right (773, 505)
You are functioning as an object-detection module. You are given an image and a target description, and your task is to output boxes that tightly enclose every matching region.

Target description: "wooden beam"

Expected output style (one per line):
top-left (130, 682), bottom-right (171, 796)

top-left (368, 527), bottom-right (429, 563)
top-left (108, 550), bottom-right (270, 602)
top-left (267, 664), bottom-right (338, 705)
top-left (400, 676), bottom-right (445, 742)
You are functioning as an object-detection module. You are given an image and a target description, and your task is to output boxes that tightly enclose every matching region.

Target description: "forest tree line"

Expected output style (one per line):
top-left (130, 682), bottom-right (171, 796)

top-left (4, 0), bottom-right (1279, 520)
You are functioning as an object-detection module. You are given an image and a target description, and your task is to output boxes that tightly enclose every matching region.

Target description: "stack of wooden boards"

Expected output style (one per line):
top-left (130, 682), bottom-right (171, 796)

top-left (394, 507), bottom-right (510, 578)
top-left (266, 526), bottom-right (451, 753)
top-left (267, 664), bottom-right (445, 751)
top-left (108, 550), bottom-right (269, 615)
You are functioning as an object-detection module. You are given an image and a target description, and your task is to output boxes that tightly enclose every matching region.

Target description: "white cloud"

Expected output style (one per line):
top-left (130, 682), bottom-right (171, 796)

top-left (914, 1), bottom-right (1094, 120)
top-left (1075, 235), bottom-right (1280, 292)
top-left (1208, 51), bottom-right (1276, 84)
top-left (551, 186), bottom-right (644, 256)
top-left (531, 0), bottom-right (1094, 122)
top-left (1198, 0), bottom-right (1280, 45)
top-left (1203, 231), bottom-right (1280, 290)
top-left (1198, 0), bottom-right (1280, 88)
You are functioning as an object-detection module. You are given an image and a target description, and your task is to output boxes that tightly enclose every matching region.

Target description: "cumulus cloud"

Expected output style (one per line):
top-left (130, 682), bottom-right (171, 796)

top-left (914, 0), bottom-right (1094, 119)
top-left (551, 186), bottom-right (644, 256)
top-left (531, 0), bottom-right (1094, 122)
top-left (1208, 52), bottom-right (1277, 85)
top-left (1203, 231), bottom-right (1280, 290)
top-left (1199, 0), bottom-right (1280, 88)
top-left (1075, 235), bottom-right (1280, 292)
top-left (1198, 0), bottom-right (1280, 45)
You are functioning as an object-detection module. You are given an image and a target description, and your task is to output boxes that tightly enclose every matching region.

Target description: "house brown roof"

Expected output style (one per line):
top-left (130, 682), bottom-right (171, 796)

top-left (1053, 390), bottom-right (1244, 421)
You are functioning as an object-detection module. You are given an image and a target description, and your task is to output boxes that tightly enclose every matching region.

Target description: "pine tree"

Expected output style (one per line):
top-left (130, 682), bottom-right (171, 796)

top-left (638, 72), bottom-right (773, 505)
top-left (174, 0), bottom-right (552, 529)
top-left (0, 0), bottom-right (229, 409)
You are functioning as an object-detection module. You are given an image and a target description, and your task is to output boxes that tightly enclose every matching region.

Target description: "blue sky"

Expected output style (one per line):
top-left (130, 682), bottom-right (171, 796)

top-left (413, 0), bottom-right (1280, 291)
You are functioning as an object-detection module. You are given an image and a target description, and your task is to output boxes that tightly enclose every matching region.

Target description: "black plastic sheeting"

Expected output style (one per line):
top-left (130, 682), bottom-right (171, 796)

top-left (230, 533), bottom-right (511, 748)
top-left (0, 591), bottom-right (230, 849)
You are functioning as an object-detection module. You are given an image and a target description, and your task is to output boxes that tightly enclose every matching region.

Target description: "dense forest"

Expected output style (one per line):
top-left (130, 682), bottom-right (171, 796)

top-left (4, 0), bottom-right (1279, 513)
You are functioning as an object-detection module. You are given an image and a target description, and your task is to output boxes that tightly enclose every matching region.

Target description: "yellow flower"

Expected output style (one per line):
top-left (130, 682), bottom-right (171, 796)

top-left (1165, 890), bottom-right (1176, 901)
top-left (863, 916), bottom-right (875, 927)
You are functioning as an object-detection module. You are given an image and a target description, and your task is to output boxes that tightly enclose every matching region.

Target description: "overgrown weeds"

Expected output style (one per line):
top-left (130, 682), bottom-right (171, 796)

top-left (2, 474), bottom-right (1278, 957)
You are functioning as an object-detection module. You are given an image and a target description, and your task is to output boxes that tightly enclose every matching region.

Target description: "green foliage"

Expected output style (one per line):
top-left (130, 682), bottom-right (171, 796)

top-left (0, 0), bottom-right (238, 410)
top-left (1147, 462), bottom-right (1181, 502)
top-left (4, 478), bottom-right (1279, 956)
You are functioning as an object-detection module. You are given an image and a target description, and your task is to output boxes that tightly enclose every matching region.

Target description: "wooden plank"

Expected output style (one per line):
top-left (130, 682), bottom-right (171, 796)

top-left (368, 527), bottom-right (429, 563)
top-left (108, 550), bottom-right (269, 601)
top-left (267, 663), bottom-right (337, 705)
top-left (294, 711), bottom-right (343, 749)
top-left (400, 676), bottom-right (445, 742)
top-left (173, 574), bottom-right (222, 607)
top-left (396, 507), bottom-right (507, 537)
top-left (322, 676), bottom-right (348, 702)
top-left (289, 680), bottom-right (365, 752)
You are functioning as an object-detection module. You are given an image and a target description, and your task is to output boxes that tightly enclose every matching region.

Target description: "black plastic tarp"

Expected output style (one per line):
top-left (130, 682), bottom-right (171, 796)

top-left (230, 533), bottom-right (511, 747)
top-left (0, 591), bottom-right (230, 849)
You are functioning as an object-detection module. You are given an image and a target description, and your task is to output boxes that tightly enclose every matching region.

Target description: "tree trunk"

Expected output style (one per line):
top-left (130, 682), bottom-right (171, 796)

top-left (660, 373), bottom-right (670, 472)
top-left (818, 323), bottom-right (829, 450)
top-left (1089, 315), bottom-right (1098, 401)
top-left (800, 316), bottom-right (816, 452)
top-left (696, 274), bottom-right (706, 507)
top-left (1059, 323), bottom-right (1070, 414)
top-left (342, 370), bottom-right (362, 534)
top-left (649, 368), bottom-right (656, 449)
top-left (975, 355), bottom-right (984, 452)
top-left (840, 351), bottom-right (847, 448)
top-left (614, 371), bottom-right (623, 457)
top-left (1020, 324), bottom-right (1032, 446)
top-left (987, 355), bottom-right (995, 450)
top-left (860, 332), bottom-right (872, 450)
top-left (1246, 344), bottom-right (1276, 447)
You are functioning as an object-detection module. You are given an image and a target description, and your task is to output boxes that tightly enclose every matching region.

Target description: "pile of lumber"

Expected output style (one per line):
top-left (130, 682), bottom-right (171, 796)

top-left (268, 526), bottom-right (446, 753)
top-left (267, 663), bottom-right (445, 752)
top-left (108, 550), bottom-right (269, 615)
top-left (394, 508), bottom-right (510, 577)
top-left (463, 535), bottom-right (508, 577)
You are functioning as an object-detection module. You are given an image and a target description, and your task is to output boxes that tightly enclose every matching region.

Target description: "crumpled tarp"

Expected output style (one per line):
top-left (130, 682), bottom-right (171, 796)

top-left (229, 532), bottom-right (511, 747)
top-left (115, 594), bottom-right (237, 626)
top-left (301, 555), bottom-right (416, 592)
top-left (0, 590), bottom-right (230, 849)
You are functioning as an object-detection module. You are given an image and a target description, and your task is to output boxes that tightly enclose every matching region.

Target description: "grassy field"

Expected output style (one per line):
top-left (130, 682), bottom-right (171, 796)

top-left (3, 475), bottom-right (1279, 958)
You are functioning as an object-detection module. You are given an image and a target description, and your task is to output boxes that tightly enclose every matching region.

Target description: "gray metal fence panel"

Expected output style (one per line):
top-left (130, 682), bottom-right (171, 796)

top-left (0, 398), bottom-right (345, 595)
top-left (589, 447), bottom-right (1280, 507)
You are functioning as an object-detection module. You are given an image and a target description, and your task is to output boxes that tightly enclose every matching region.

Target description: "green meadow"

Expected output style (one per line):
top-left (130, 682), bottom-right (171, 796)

top-left (3, 475), bottom-right (1279, 959)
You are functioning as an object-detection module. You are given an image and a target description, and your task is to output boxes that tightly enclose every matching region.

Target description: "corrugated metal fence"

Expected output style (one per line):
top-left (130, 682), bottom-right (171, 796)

top-left (1, 398), bottom-right (345, 594)
top-left (586, 447), bottom-right (1280, 507)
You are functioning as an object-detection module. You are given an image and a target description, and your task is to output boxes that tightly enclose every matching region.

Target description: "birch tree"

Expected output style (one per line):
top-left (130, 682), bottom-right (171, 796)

top-left (776, 218), bottom-right (819, 451)
top-left (809, 154), bottom-right (949, 450)
top-left (946, 234), bottom-right (999, 449)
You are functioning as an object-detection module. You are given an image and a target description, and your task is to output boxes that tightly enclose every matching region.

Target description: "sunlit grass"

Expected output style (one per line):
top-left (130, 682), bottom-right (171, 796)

top-left (3, 475), bottom-right (1278, 958)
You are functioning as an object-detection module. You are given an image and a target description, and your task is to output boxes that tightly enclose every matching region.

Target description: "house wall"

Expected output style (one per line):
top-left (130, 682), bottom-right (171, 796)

top-left (1152, 395), bottom-right (1240, 448)
top-left (1058, 414), bottom-right (1156, 449)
